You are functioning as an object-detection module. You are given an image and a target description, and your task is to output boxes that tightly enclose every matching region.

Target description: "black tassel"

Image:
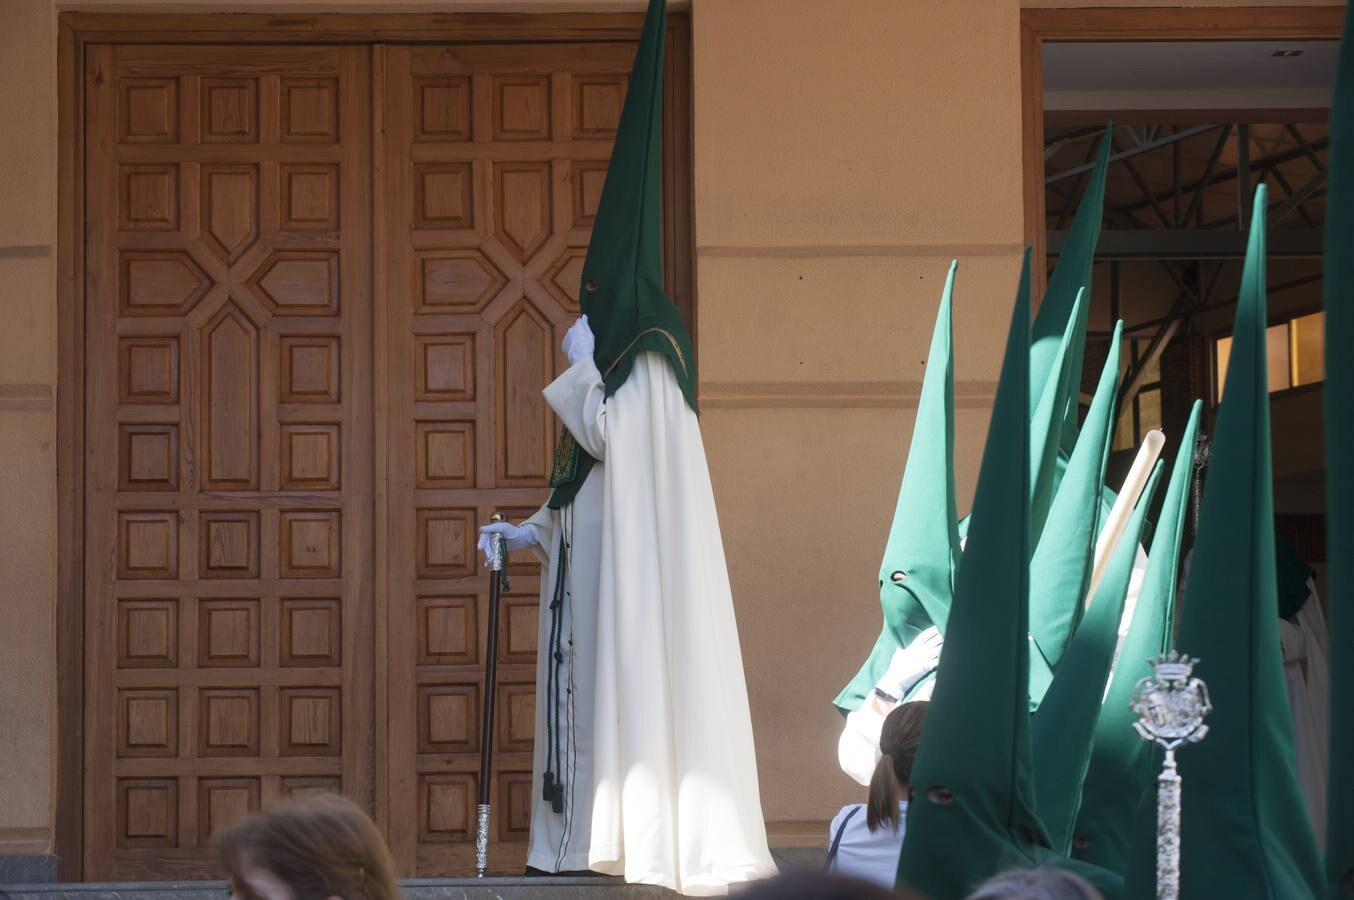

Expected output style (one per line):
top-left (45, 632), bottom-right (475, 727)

top-left (550, 780), bottom-right (565, 813)
top-left (543, 771), bottom-right (556, 802)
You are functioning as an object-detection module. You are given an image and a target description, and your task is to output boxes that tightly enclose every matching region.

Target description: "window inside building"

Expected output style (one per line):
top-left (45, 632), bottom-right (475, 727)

top-left (1213, 309), bottom-right (1326, 402)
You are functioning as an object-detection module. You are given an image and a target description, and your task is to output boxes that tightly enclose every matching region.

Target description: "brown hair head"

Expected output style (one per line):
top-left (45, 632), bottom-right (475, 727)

top-left (214, 794), bottom-right (398, 900)
top-left (966, 866), bottom-right (1104, 900)
top-left (866, 700), bottom-right (928, 833)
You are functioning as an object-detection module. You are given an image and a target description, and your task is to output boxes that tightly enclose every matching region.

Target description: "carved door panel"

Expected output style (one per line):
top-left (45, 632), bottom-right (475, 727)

top-left (83, 44), bottom-right (373, 879)
top-left (380, 42), bottom-right (649, 875)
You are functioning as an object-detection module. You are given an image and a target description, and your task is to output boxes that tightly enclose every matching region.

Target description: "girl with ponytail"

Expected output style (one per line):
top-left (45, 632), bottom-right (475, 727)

top-left (826, 701), bottom-right (928, 887)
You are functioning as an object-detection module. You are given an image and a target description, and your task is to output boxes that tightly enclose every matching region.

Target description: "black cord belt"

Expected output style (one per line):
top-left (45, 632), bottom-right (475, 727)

top-left (542, 530), bottom-right (568, 814)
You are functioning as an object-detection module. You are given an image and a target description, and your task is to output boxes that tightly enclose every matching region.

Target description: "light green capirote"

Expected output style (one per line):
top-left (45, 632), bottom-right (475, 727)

top-left (834, 261), bottom-right (960, 713)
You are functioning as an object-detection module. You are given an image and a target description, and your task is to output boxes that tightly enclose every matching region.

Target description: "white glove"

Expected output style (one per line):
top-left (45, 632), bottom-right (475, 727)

top-left (876, 625), bottom-right (943, 700)
top-left (476, 521), bottom-right (540, 566)
top-left (562, 314), bottom-right (595, 365)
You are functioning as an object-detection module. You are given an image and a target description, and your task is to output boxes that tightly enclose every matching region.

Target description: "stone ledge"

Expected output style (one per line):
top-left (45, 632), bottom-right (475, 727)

top-left (0, 852), bottom-right (824, 897)
top-left (0, 855), bottom-right (58, 886)
top-left (0, 877), bottom-right (680, 899)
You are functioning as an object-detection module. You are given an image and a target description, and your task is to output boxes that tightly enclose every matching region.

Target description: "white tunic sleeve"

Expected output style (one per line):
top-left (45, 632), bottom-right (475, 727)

top-left (838, 706), bottom-right (885, 787)
top-left (522, 504), bottom-right (556, 567)
top-left (543, 356), bottom-right (608, 460)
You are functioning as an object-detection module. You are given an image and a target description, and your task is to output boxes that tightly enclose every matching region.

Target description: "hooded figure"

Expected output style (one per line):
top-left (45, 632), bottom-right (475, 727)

top-left (833, 262), bottom-right (960, 783)
top-left (477, 0), bottom-right (774, 890)
top-left (837, 133), bottom-right (1111, 751)
top-left (1324, 6), bottom-right (1354, 895)
top-left (1028, 316), bottom-right (1165, 853)
top-left (1031, 453), bottom-right (1163, 856)
top-left (896, 252), bottom-right (1121, 900)
top-left (1121, 186), bottom-right (1324, 899)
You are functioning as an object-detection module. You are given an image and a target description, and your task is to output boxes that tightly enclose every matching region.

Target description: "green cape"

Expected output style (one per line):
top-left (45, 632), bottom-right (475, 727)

top-left (1028, 318), bottom-right (1121, 706)
top-left (834, 261), bottom-right (960, 713)
top-left (1072, 401), bottom-right (1201, 873)
top-left (1325, 6), bottom-right (1354, 895)
top-left (547, 0), bottom-right (696, 509)
top-left (1138, 186), bottom-right (1323, 899)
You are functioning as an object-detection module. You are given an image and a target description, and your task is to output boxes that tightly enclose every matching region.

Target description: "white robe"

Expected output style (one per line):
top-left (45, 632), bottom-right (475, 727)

top-left (523, 352), bottom-right (776, 894)
top-left (1281, 578), bottom-right (1330, 848)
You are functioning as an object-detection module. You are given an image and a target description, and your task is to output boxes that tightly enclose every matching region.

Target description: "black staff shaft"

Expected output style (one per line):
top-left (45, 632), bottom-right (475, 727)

top-left (478, 557), bottom-right (504, 808)
top-left (475, 519), bottom-right (506, 877)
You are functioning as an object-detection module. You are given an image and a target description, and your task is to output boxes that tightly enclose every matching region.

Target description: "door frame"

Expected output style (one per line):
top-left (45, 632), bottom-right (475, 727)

top-left (55, 11), bottom-right (694, 880)
top-left (1018, 5), bottom-right (1344, 289)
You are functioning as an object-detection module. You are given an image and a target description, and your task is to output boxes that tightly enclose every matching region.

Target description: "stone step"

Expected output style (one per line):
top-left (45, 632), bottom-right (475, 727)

top-left (0, 850), bottom-right (823, 900)
top-left (1, 876), bottom-right (677, 900)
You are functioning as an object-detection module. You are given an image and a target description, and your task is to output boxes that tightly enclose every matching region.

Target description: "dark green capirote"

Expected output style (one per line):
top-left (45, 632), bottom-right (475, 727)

top-left (546, 0), bottom-right (695, 510)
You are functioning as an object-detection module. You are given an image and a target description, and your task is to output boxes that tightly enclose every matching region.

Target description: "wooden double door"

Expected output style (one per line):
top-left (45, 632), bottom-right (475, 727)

top-left (80, 28), bottom-right (690, 880)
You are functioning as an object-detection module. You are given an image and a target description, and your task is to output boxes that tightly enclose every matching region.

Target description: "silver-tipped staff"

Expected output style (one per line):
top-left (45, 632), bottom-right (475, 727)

top-left (1131, 651), bottom-right (1213, 900)
top-left (475, 513), bottom-right (508, 877)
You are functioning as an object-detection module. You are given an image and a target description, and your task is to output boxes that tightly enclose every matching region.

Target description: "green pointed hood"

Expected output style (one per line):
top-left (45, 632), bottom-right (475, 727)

top-left (835, 261), bottom-right (960, 713)
top-left (581, 0), bottom-right (693, 405)
top-left (1032, 456), bottom-right (1163, 856)
top-left (1028, 319), bottom-right (1121, 704)
top-left (1073, 401), bottom-right (1201, 874)
top-left (1032, 128), bottom-right (1111, 451)
top-left (1169, 186), bottom-right (1323, 898)
top-left (546, 0), bottom-right (693, 509)
top-left (897, 250), bottom-right (1050, 897)
top-left (1324, 6), bottom-right (1354, 895)
top-left (1030, 290), bottom-right (1088, 545)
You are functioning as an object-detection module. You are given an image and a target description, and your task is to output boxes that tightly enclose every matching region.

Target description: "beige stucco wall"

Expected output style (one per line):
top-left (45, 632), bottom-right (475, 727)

top-left (0, 0), bottom-right (1341, 862)
top-left (0, 0), bottom-right (58, 854)
top-left (692, 0), bottom-right (1025, 828)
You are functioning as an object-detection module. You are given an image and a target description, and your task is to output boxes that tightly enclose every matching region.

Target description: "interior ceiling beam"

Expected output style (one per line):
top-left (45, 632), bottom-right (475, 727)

top-left (1114, 133), bottom-right (1175, 227)
top-left (1046, 228), bottom-right (1324, 259)
top-left (1270, 168), bottom-right (1328, 227)
top-left (1285, 123), bottom-right (1328, 171)
top-left (1184, 125), bottom-right (1233, 226)
top-left (1117, 136), bottom-right (1330, 216)
top-left (1119, 315), bottom-right (1182, 413)
top-left (1266, 165), bottom-right (1319, 228)
top-left (1046, 123), bottom-right (1217, 184)
top-left (1203, 185), bottom-right (1328, 230)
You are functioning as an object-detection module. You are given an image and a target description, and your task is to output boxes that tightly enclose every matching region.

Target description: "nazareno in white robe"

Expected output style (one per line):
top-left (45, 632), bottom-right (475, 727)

top-left (523, 351), bottom-right (776, 894)
top-left (1280, 577), bottom-right (1330, 848)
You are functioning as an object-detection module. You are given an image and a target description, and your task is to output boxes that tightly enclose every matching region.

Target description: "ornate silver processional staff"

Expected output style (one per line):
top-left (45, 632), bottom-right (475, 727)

top-left (476, 515), bottom-right (508, 877)
top-left (1130, 651), bottom-right (1213, 900)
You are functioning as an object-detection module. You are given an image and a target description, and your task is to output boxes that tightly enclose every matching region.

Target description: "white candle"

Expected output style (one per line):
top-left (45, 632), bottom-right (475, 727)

top-left (1087, 429), bottom-right (1165, 607)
